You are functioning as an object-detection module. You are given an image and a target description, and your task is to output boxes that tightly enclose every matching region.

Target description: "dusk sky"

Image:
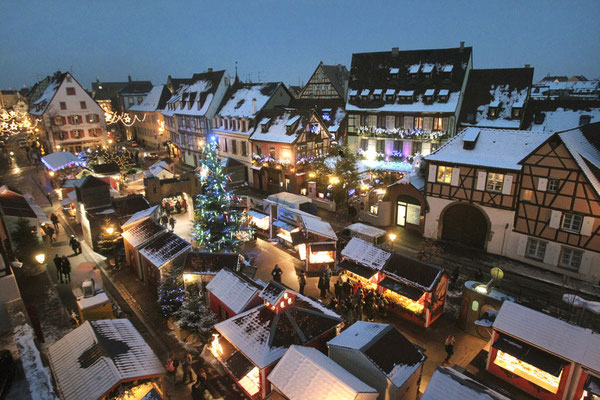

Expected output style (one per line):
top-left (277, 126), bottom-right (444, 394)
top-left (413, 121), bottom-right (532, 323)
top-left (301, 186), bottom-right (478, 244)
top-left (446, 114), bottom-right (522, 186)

top-left (1, 0), bottom-right (599, 90)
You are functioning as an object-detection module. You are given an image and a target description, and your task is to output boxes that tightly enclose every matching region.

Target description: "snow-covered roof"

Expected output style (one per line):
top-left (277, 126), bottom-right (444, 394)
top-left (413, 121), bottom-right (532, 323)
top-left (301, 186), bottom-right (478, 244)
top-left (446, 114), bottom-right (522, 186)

top-left (472, 86), bottom-right (529, 129)
top-left (422, 367), bottom-right (511, 400)
top-left (424, 89), bottom-right (435, 96)
top-left (397, 90), bottom-right (414, 97)
top-left (47, 319), bottom-right (164, 400)
top-left (302, 215), bottom-right (337, 240)
top-left (129, 85), bottom-right (165, 112)
top-left (206, 269), bottom-right (261, 314)
top-left (139, 231), bottom-right (191, 267)
top-left (268, 345), bottom-right (377, 400)
top-left (345, 223), bottom-right (387, 239)
top-left (341, 237), bottom-right (390, 270)
top-left (438, 89), bottom-right (449, 96)
top-left (249, 111), bottom-right (312, 144)
top-left (493, 301), bottom-right (600, 373)
top-left (77, 292), bottom-right (110, 311)
top-left (346, 91), bottom-right (460, 113)
top-left (147, 162), bottom-right (174, 179)
top-left (360, 89), bottom-right (370, 96)
top-left (42, 152), bottom-right (85, 171)
top-left (328, 322), bottom-right (425, 388)
top-left (390, 170), bottom-right (425, 191)
top-left (559, 127), bottom-right (600, 196)
top-left (30, 80), bottom-right (61, 115)
top-left (122, 205), bottom-right (159, 229)
top-left (267, 192), bottom-right (312, 207)
top-left (121, 218), bottom-right (165, 248)
top-left (426, 127), bottom-right (552, 170)
top-left (215, 292), bottom-right (340, 369)
top-left (529, 107), bottom-right (600, 132)
top-left (218, 83), bottom-right (279, 118)
top-left (162, 78), bottom-right (216, 117)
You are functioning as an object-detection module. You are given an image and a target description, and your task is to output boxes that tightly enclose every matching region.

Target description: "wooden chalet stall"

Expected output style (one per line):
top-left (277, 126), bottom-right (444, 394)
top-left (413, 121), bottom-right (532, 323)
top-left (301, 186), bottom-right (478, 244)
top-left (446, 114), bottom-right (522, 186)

top-left (422, 366), bottom-right (512, 400)
top-left (138, 231), bottom-right (191, 290)
top-left (487, 301), bottom-right (600, 400)
top-left (205, 268), bottom-right (264, 321)
top-left (292, 215), bottom-right (337, 273)
top-left (121, 215), bottom-right (166, 281)
top-left (339, 237), bottom-right (448, 328)
top-left (328, 321), bottom-right (426, 400)
top-left (211, 282), bottom-right (342, 399)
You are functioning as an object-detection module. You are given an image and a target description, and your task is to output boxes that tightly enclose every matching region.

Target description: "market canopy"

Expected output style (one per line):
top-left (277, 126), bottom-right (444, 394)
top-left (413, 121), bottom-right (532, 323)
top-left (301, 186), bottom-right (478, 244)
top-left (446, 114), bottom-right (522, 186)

top-left (41, 151), bottom-right (85, 171)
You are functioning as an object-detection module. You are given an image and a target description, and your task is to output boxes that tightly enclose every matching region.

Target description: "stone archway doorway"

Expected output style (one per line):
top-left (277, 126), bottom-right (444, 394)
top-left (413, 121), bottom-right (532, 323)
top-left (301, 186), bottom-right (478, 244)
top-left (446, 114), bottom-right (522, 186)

top-left (441, 203), bottom-right (488, 249)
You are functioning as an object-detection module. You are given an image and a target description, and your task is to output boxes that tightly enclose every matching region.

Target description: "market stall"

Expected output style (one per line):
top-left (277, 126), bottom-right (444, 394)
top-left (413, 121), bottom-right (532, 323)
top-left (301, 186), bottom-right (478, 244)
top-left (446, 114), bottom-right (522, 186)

top-left (272, 219), bottom-right (299, 247)
top-left (246, 209), bottom-right (270, 232)
top-left (161, 193), bottom-right (187, 214)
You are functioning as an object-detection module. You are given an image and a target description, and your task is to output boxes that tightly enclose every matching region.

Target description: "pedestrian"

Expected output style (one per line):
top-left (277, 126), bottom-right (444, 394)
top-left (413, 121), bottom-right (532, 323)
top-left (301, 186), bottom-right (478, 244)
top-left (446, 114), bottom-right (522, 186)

top-left (46, 225), bottom-right (55, 243)
top-left (165, 354), bottom-right (176, 383)
top-left (181, 198), bottom-right (188, 213)
top-left (169, 216), bottom-right (176, 231)
top-left (449, 267), bottom-right (460, 291)
top-left (191, 368), bottom-right (207, 400)
top-left (271, 264), bottom-right (282, 283)
top-left (61, 256), bottom-right (71, 282)
top-left (50, 213), bottom-right (59, 232)
top-left (334, 280), bottom-right (342, 301)
top-left (323, 265), bottom-right (332, 295)
top-left (330, 297), bottom-right (338, 311)
top-left (318, 273), bottom-right (327, 298)
top-left (76, 240), bottom-right (82, 254)
top-left (377, 294), bottom-right (389, 318)
top-left (342, 279), bottom-right (352, 301)
top-left (444, 335), bottom-right (455, 363)
top-left (181, 352), bottom-right (194, 384)
top-left (297, 270), bottom-right (306, 295)
top-left (69, 235), bottom-right (79, 255)
top-left (366, 295), bottom-right (376, 321)
top-left (53, 254), bottom-right (62, 282)
top-left (160, 214), bottom-right (168, 227)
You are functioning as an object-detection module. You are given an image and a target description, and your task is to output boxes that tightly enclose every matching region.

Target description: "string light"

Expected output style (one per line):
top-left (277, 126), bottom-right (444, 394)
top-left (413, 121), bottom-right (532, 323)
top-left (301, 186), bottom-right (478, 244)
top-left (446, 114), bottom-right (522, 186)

top-left (0, 109), bottom-right (41, 134)
top-left (103, 107), bottom-right (146, 127)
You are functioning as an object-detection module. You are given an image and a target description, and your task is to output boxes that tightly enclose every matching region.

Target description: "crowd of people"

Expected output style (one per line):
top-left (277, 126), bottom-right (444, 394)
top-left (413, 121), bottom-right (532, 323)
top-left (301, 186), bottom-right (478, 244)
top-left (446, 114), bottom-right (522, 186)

top-left (164, 352), bottom-right (208, 400)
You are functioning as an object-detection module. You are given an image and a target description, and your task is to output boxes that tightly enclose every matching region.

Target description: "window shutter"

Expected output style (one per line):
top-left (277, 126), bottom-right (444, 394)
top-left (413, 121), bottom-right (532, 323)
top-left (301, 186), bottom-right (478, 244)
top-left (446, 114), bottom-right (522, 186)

top-left (543, 243), bottom-right (559, 265)
top-left (62, 117), bottom-right (67, 125)
top-left (476, 171), bottom-right (487, 191)
top-left (70, 130), bottom-right (77, 139)
top-left (78, 115), bottom-right (83, 124)
top-left (80, 129), bottom-right (85, 137)
top-left (517, 236), bottom-right (527, 256)
top-left (404, 116), bottom-right (413, 131)
top-left (451, 168), bottom-right (460, 186)
top-left (395, 116), bottom-right (403, 128)
top-left (549, 210), bottom-right (562, 229)
top-left (537, 177), bottom-right (548, 192)
top-left (86, 114), bottom-right (91, 123)
top-left (423, 117), bottom-right (433, 132)
top-left (502, 174), bottom-right (514, 195)
top-left (95, 114), bottom-right (100, 122)
top-left (579, 252), bottom-right (593, 274)
top-left (67, 116), bottom-right (72, 125)
top-left (580, 216), bottom-right (595, 236)
top-left (428, 164), bottom-right (437, 182)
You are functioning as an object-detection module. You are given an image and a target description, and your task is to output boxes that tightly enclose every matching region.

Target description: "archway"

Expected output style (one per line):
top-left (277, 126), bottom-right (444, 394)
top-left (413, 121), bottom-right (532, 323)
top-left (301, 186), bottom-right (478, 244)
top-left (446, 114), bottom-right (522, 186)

top-left (441, 203), bottom-right (488, 249)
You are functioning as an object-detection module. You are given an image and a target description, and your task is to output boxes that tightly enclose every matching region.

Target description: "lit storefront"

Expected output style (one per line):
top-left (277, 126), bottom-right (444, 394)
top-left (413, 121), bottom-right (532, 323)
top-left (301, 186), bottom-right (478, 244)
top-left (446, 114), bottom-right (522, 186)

top-left (488, 301), bottom-right (600, 400)
top-left (246, 209), bottom-right (270, 232)
top-left (273, 219), bottom-right (299, 246)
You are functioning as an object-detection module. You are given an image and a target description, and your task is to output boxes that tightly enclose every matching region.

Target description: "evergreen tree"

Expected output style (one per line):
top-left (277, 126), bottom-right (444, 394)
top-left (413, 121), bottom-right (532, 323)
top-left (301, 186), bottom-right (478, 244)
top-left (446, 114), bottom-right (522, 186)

top-left (11, 218), bottom-right (42, 263)
top-left (331, 146), bottom-right (361, 210)
top-left (157, 273), bottom-right (185, 318)
top-left (176, 290), bottom-right (217, 342)
top-left (191, 138), bottom-right (246, 252)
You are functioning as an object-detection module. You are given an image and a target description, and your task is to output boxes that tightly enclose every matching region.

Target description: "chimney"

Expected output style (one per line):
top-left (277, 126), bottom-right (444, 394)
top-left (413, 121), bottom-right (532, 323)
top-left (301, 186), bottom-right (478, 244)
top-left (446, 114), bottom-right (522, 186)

top-left (208, 68), bottom-right (213, 73)
top-left (391, 47), bottom-right (399, 57)
top-left (128, 75), bottom-right (132, 82)
top-left (252, 98), bottom-right (257, 114)
top-left (524, 64), bottom-right (531, 68)
top-left (459, 41), bottom-right (465, 52)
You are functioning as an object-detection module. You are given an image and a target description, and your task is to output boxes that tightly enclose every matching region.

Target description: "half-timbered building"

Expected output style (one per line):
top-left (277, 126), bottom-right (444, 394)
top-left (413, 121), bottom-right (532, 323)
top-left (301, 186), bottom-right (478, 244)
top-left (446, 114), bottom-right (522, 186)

top-left (345, 43), bottom-right (472, 173)
top-left (249, 108), bottom-right (331, 194)
top-left (424, 127), bottom-right (552, 253)
top-left (507, 123), bottom-right (600, 283)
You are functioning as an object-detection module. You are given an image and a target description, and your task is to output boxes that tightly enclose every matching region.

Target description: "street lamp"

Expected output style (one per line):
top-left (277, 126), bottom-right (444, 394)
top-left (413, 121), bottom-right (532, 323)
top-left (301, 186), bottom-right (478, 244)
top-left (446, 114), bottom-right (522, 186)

top-left (388, 233), bottom-right (397, 251)
top-left (35, 253), bottom-right (45, 264)
top-left (49, 171), bottom-right (55, 177)
top-left (106, 227), bottom-right (114, 235)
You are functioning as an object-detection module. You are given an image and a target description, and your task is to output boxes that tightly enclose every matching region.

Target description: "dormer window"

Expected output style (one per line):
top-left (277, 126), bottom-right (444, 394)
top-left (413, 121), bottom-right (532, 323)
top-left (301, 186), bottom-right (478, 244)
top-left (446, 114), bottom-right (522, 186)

top-left (260, 118), bottom-right (271, 133)
top-left (409, 64), bottom-right (420, 75)
top-left (398, 90), bottom-right (414, 104)
top-left (511, 107), bottom-right (522, 119)
top-left (349, 89), bottom-right (358, 102)
top-left (424, 89), bottom-right (435, 104)
top-left (360, 89), bottom-right (370, 100)
top-left (488, 101), bottom-right (499, 118)
top-left (579, 114), bottom-right (592, 126)
top-left (422, 64), bottom-right (434, 78)
top-left (534, 112), bottom-right (546, 125)
top-left (442, 64), bottom-right (453, 76)
top-left (385, 89), bottom-right (396, 103)
top-left (224, 119), bottom-right (229, 130)
top-left (389, 67), bottom-right (400, 78)
top-left (438, 89), bottom-right (449, 103)
top-left (372, 89), bottom-right (383, 100)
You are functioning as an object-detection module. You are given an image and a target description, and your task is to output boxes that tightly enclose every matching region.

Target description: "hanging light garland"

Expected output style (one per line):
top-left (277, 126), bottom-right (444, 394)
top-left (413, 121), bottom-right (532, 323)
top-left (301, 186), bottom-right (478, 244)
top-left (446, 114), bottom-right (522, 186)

top-left (104, 110), bottom-right (146, 127)
top-left (0, 109), bottom-right (41, 134)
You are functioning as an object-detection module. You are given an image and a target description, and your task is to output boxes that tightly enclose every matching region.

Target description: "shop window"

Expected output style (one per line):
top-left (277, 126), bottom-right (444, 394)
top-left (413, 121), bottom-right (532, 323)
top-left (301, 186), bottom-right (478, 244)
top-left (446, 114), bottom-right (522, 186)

top-left (548, 178), bottom-right (559, 193)
top-left (486, 173), bottom-right (504, 192)
top-left (414, 117), bottom-right (423, 130)
top-left (436, 166), bottom-right (452, 184)
top-left (526, 238), bottom-right (546, 261)
top-left (561, 213), bottom-right (583, 233)
top-left (370, 204), bottom-right (378, 215)
top-left (522, 189), bottom-right (533, 202)
top-left (360, 139), bottom-right (368, 151)
top-left (397, 201), bottom-right (420, 226)
top-left (66, 87), bottom-right (76, 95)
top-left (559, 248), bottom-right (583, 271)
top-left (60, 102), bottom-right (67, 110)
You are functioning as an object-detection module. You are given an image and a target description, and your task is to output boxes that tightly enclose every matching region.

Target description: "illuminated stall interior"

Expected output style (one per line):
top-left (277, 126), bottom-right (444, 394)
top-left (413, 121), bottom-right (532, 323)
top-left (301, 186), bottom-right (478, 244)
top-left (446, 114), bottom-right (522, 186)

top-left (378, 277), bottom-right (426, 315)
top-left (581, 375), bottom-right (600, 400)
top-left (246, 209), bottom-right (270, 231)
top-left (273, 219), bottom-right (299, 244)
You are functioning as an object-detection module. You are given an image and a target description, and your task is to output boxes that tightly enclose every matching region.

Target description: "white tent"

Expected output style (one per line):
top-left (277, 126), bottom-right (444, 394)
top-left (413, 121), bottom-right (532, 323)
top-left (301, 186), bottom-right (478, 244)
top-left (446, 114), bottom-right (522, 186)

top-left (41, 152), bottom-right (84, 171)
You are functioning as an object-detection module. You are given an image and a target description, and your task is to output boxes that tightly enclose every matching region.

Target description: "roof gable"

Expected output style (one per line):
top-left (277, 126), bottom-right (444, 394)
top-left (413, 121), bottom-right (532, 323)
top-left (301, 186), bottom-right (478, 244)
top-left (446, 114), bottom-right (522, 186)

top-left (206, 268), bottom-right (262, 314)
top-left (298, 63), bottom-right (349, 100)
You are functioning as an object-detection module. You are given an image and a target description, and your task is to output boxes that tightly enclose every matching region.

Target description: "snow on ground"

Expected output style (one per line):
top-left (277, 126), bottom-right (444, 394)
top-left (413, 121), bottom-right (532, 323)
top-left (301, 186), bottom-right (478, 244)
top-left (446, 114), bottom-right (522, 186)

top-left (14, 324), bottom-right (58, 400)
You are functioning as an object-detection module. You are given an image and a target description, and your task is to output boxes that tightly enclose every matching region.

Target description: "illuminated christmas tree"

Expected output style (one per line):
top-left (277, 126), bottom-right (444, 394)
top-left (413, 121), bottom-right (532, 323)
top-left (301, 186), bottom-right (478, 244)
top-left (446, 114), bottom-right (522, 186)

top-left (157, 273), bottom-right (184, 318)
top-left (191, 137), bottom-right (247, 252)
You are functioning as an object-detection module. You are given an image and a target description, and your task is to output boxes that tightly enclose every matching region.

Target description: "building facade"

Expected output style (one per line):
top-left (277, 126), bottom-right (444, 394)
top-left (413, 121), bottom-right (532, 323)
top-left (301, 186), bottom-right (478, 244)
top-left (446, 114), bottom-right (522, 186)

top-left (30, 72), bottom-right (107, 153)
top-left (129, 85), bottom-right (172, 149)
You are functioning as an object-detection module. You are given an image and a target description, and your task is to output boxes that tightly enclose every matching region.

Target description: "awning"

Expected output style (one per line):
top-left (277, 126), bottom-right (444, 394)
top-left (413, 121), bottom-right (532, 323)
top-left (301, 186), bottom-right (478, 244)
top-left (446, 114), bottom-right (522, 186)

top-left (246, 210), bottom-right (268, 219)
top-left (379, 277), bottom-right (424, 301)
top-left (492, 334), bottom-right (568, 377)
top-left (309, 243), bottom-right (336, 252)
top-left (273, 220), bottom-right (296, 232)
top-left (338, 259), bottom-right (376, 279)
top-left (291, 231), bottom-right (307, 246)
top-left (41, 151), bottom-right (85, 171)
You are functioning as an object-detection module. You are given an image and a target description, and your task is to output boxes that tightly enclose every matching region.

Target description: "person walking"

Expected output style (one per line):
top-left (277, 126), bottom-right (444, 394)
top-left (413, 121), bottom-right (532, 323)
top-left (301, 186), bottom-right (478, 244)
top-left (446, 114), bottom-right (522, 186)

top-left (61, 256), bottom-right (71, 283)
top-left (271, 264), bottom-right (282, 283)
top-left (169, 216), bottom-right (176, 231)
top-left (160, 214), bottom-right (168, 227)
top-left (181, 352), bottom-right (194, 384)
top-left (444, 335), bottom-right (456, 363)
top-left (342, 279), bottom-right (352, 301)
top-left (297, 270), bottom-right (306, 295)
top-left (69, 235), bottom-right (79, 256)
top-left (181, 198), bottom-right (188, 213)
top-left (323, 265), bottom-right (332, 295)
top-left (318, 273), bottom-right (327, 298)
top-left (46, 225), bottom-right (55, 243)
top-left (334, 280), bottom-right (342, 301)
top-left (50, 213), bottom-right (60, 232)
top-left (53, 254), bottom-right (63, 282)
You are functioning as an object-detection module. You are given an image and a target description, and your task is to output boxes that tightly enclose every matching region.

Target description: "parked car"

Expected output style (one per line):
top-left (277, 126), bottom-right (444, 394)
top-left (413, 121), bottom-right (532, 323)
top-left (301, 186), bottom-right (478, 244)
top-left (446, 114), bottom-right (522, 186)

top-left (0, 349), bottom-right (16, 399)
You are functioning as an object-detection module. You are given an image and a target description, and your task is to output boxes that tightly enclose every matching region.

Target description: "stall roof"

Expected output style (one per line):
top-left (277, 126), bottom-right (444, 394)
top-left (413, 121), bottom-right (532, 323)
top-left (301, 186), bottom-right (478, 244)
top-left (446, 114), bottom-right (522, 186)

top-left (268, 345), bottom-right (378, 400)
top-left (273, 219), bottom-right (296, 232)
top-left (121, 218), bottom-right (165, 249)
top-left (345, 223), bottom-right (386, 238)
top-left (246, 209), bottom-right (268, 219)
top-left (338, 260), bottom-right (376, 280)
top-left (139, 232), bottom-right (191, 268)
top-left (0, 186), bottom-right (37, 219)
top-left (302, 216), bottom-right (337, 240)
top-left (422, 367), bottom-right (511, 400)
top-left (493, 301), bottom-right (600, 373)
top-left (341, 237), bottom-right (391, 271)
top-left (41, 151), bottom-right (85, 171)
top-left (206, 269), bottom-right (262, 314)
top-left (382, 253), bottom-right (443, 292)
top-left (266, 192), bottom-right (312, 208)
top-left (328, 322), bottom-right (425, 388)
top-left (122, 205), bottom-right (159, 229)
top-left (47, 319), bottom-right (164, 400)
